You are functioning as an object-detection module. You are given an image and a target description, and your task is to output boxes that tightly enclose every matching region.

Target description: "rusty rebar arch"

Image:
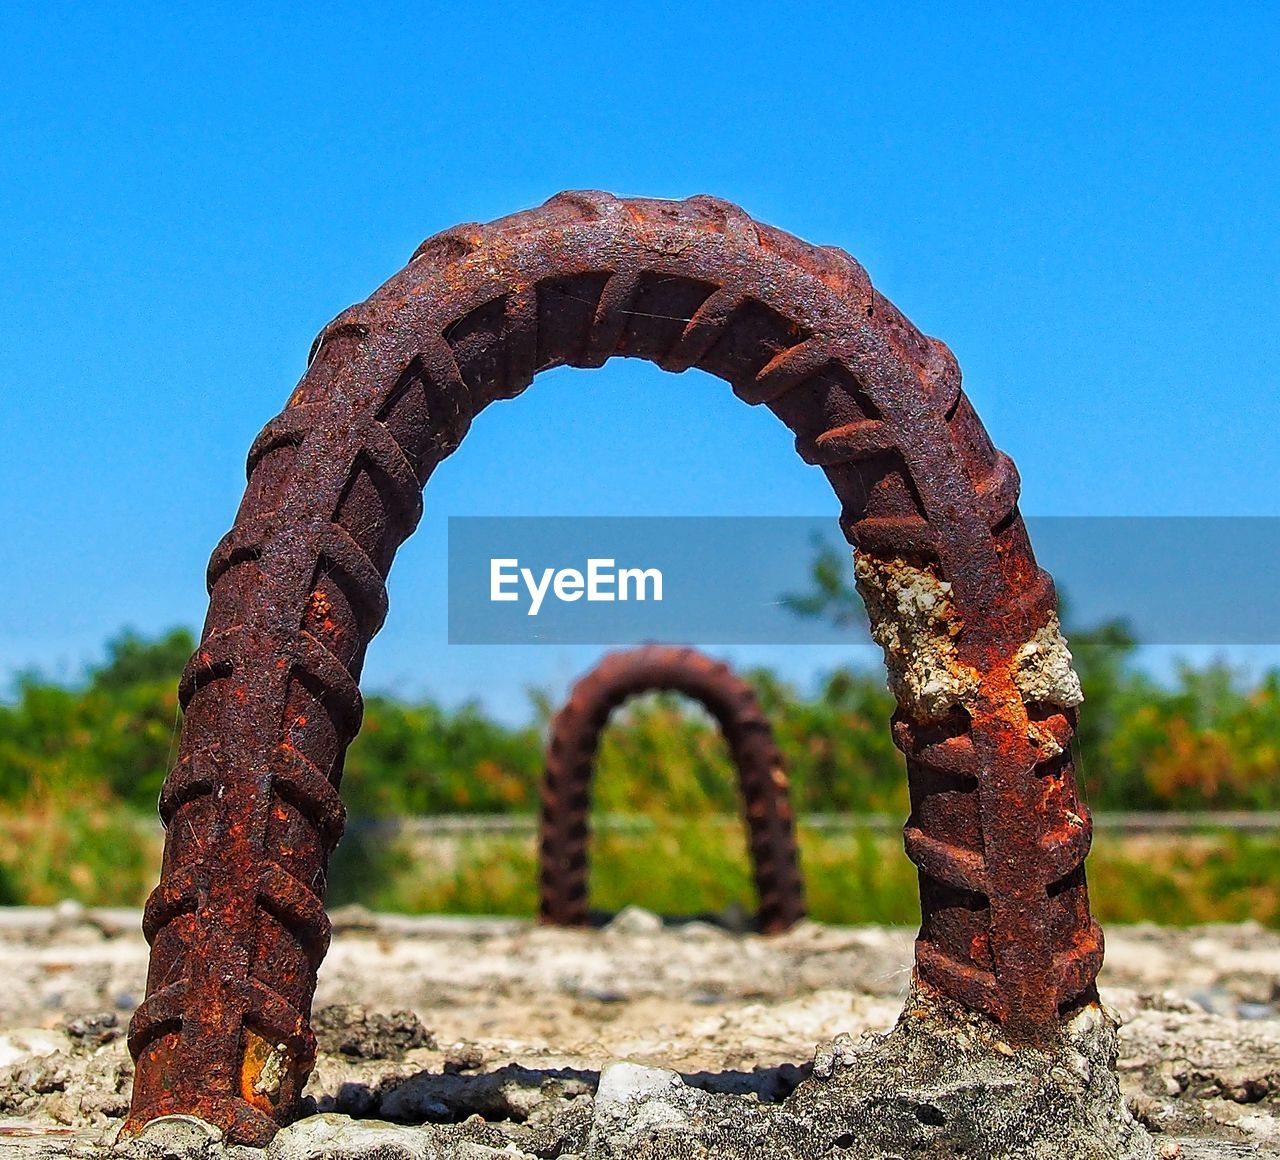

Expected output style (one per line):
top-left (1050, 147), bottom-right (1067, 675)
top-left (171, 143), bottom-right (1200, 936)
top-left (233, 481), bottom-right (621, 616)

top-left (125, 191), bottom-right (1100, 1144)
top-left (538, 645), bottom-right (805, 935)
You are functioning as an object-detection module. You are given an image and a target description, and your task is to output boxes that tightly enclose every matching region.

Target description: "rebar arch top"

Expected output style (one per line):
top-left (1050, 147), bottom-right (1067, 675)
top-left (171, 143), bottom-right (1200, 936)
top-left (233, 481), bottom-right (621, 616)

top-left (539, 645), bottom-right (806, 935)
top-left (127, 191), bottom-right (1101, 1145)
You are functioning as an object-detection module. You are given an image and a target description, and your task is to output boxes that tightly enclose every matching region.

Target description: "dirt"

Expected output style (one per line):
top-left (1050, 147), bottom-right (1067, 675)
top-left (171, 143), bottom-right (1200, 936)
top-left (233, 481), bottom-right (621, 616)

top-left (0, 903), bottom-right (1276, 1156)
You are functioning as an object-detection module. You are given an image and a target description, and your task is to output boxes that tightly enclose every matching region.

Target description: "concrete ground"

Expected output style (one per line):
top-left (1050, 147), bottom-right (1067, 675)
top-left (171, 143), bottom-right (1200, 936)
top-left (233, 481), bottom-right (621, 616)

top-left (0, 904), bottom-right (1276, 1156)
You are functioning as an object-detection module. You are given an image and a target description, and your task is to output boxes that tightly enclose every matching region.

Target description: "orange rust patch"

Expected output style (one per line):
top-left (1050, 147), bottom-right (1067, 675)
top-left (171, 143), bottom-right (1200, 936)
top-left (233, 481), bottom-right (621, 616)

top-left (240, 1027), bottom-right (291, 1111)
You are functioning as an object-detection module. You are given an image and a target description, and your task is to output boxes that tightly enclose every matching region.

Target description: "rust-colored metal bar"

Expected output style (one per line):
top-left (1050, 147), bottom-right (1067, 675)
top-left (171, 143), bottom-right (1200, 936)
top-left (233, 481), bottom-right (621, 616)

top-left (125, 191), bottom-right (1100, 1144)
top-left (538, 644), bottom-right (805, 935)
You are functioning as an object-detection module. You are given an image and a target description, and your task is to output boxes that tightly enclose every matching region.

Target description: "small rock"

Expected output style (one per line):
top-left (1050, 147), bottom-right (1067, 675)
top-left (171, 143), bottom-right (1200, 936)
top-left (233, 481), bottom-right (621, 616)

top-left (312, 1004), bottom-right (435, 1060)
top-left (81, 1085), bottom-right (131, 1120)
top-left (333, 1082), bottom-right (378, 1117)
top-left (444, 1043), bottom-right (485, 1073)
top-left (605, 907), bottom-right (663, 936)
top-left (1226, 1076), bottom-right (1270, 1103)
top-left (586, 1062), bottom-right (782, 1159)
top-left (594, 1062), bottom-right (684, 1111)
top-left (44, 1091), bottom-right (77, 1124)
top-left (117, 1114), bottom-right (223, 1159)
top-left (676, 922), bottom-right (726, 942)
top-left (65, 1011), bottom-right (121, 1046)
top-left (589, 1062), bottom-right (695, 1145)
top-left (811, 1032), bottom-right (857, 1080)
top-left (18, 1052), bottom-right (71, 1094)
top-left (267, 1114), bottom-right (428, 1160)
top-left (52, 899), bottom-right (85, 926)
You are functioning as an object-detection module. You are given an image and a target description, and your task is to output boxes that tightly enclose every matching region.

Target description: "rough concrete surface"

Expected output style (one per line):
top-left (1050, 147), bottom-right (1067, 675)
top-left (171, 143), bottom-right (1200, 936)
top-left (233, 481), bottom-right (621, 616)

top-left (0, 904), bottom-right (1276, 1157)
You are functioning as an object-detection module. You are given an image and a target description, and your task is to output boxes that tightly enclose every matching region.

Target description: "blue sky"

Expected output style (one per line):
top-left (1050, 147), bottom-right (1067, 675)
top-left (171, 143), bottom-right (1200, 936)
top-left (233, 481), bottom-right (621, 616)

top-left (1, 4), bottom-right (1276, 719)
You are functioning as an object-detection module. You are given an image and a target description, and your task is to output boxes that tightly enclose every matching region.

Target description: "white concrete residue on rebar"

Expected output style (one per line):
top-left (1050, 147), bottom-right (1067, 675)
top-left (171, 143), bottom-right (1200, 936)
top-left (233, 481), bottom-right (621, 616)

top-left (1013, 612), bottom-right (1084, 710)
top-left (1013, 613), bottom-right (1084, 756)
top-left (252, 1043), bottom-right (289, 1098)
top-left (853, 554), bottom-right (979, 721)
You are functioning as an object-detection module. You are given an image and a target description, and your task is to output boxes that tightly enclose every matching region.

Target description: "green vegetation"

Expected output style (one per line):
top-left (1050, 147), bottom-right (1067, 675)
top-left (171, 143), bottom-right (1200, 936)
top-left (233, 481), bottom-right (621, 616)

top-left (1, 620), bottom-right (1279, 923)
top-left (7, 622), bottom-right (1279, 819)
top-left (324, 821), bottom-right (1280, 930)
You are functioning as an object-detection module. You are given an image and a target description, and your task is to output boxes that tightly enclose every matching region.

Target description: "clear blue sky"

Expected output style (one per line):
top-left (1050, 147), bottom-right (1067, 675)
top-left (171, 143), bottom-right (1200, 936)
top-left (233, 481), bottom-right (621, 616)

top-left (2, 3), bottom-right (1276, 719)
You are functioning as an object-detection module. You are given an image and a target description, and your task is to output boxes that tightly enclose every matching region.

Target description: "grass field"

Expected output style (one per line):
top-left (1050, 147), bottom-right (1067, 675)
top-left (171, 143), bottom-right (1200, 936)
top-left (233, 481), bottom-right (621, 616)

top-left (4, 796), bottom-right (1277, 928)
top-left (328, 817), bottom-right (1280, 928)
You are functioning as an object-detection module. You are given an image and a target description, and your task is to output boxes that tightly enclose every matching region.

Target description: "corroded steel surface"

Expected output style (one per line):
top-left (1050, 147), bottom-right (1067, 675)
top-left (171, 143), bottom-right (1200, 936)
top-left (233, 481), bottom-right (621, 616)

top-left (539, 645), bottom-right (805, 934)
top-left (125, 191), bottom-right (1100, 1143)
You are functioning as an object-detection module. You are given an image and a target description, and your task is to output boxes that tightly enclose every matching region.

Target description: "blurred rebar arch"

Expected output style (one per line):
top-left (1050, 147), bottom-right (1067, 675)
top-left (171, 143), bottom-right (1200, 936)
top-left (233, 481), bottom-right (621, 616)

top-left (538, 644), bottom-right (805, 934)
